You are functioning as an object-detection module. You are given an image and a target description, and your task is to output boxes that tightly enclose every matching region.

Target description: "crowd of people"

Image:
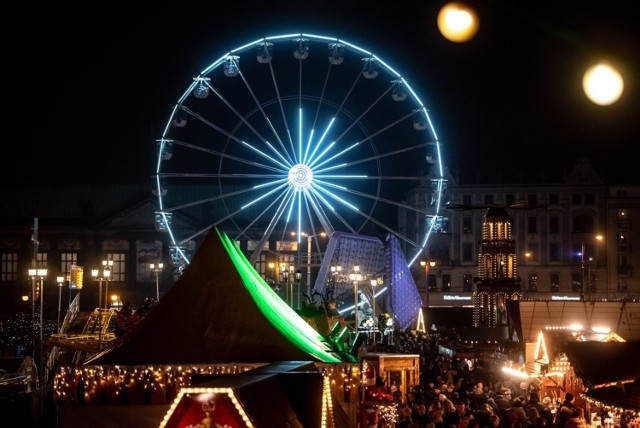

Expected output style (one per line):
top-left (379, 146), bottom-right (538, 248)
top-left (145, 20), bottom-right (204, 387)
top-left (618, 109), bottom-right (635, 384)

top-left (375, 330), bottom-right (595, 428)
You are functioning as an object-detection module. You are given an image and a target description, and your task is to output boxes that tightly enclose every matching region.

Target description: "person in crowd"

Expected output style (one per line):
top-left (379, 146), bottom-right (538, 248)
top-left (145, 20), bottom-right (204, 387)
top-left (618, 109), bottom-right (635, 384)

top-left (440, 393), bottom-right (456, 417)
top-left (565, 408), bottom-right (588, 428)
top-left (115, 301), bottom-right (134, 336)
top-left (445, 399), bottom-right (473, 428)
top-left (489, 414), bottom-right (501, 428)
top-left (397, 406), bottom-right (414, 428)
top-left (527, 407), bottom-right (543, 428)
top-left (539, 397), bottom-right (555, 428)
top-left (474, 403), bottom-right (495, 428)
top-left (414, 403), bottom-right (431, 427)
top-left (506, 398), bottom-right (528, 428)
top-left (429, 400), bottom-right (446, 428)
top-left (553, 394), bottom-right (576, 428)
top-left (486, 397), bottom-right (499, 414)
top-left (494, 391), bottom-right (512, 410)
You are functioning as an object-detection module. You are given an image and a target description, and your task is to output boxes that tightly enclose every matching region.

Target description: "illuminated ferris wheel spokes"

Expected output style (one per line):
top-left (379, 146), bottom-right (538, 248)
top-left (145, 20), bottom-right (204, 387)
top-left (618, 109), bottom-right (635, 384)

top-left (155, 33), bottom-right (445, 267)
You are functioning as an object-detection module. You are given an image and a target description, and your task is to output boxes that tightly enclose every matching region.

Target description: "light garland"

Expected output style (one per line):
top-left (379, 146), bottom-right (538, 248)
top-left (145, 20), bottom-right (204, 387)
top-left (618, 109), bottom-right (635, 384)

top-left (580, 393), bottom-right (639, 416)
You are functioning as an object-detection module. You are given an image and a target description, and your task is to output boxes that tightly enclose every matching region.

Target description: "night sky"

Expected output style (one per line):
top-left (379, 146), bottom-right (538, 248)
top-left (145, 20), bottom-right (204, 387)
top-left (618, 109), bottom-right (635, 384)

top-left (6, 0), bottom-right (639, 185)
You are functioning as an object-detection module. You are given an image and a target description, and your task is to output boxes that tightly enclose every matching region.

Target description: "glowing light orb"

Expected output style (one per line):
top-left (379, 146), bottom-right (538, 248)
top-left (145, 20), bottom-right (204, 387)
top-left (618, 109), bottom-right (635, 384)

top-left (437, 2), bottom-right (479, 43)
top-left (288, 164), bottom-right (313, 188)
top-left (582, 61), bottom-right (624, 106)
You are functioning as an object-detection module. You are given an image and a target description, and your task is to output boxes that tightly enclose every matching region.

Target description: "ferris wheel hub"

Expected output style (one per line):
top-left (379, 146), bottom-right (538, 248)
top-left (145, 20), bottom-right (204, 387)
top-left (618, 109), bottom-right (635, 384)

top-left (288, 164), bottom-right (313, 188)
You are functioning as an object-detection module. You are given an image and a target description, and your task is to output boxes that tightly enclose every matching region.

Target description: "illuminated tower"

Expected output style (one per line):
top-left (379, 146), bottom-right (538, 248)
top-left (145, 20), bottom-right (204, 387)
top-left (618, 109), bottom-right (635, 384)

top-left (473, 207), bottom-right (521, 329)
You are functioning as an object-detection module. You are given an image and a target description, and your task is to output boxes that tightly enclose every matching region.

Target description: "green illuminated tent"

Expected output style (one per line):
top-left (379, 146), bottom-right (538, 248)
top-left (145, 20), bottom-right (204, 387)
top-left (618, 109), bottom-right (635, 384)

top-left (90, 227), bottom-right (344, 365)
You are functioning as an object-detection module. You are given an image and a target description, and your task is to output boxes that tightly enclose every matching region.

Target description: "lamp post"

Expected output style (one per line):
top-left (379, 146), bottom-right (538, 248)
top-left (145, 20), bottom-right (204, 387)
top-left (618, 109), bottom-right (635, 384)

top-left (420, 259), bottom-right (436, 307)
top-left (150, 262), bottom-right (164, 301)
top-left (295, 269), bottom-right (302, 308)
top-left (28, 267), bottom-right (47, 395)
top-left (349, 266), bottom-right (362, 330)
top-left (370, 278), bottom-right (378, 348)
top-left (282, 263), bottom-right (294, 307)
top-left (330, 264), bottom-right (342, 294)
top-left (300, 232), bottom-right (327, 297)
top-left (267, 262), bottom-right (275, 288)
top-left (579, 234), bottom-right (604, 301)
top-left (56, 276), bottom-right (64, 333)
top-left (91, 259), bottom-right (113, 310)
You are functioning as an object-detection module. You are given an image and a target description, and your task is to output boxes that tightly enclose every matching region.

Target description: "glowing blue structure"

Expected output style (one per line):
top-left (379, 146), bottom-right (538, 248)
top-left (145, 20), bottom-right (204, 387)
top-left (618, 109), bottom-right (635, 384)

top-left (314, 231), bottom-right (421, 330)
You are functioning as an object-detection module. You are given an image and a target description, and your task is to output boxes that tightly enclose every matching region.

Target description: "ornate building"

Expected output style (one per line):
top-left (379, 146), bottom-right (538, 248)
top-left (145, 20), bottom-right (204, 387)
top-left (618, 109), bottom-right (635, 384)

top-left (473, 207), bottom-right (521, 329)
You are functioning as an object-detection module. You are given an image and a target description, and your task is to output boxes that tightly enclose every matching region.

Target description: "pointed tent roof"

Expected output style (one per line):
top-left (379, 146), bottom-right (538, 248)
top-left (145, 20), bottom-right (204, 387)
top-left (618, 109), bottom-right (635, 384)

top-left (91, 227), bottom-right (343, 365)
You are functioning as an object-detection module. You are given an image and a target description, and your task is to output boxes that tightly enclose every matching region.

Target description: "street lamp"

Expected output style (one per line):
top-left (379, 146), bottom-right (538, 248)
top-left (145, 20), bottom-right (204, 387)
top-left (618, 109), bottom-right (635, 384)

top-left (419, 259), bottom-right (436, 307)
top-left (56, 276), bottom-right (64, 333)
top-left (150, 262), bottom-right (164, 301)
top-left (281, 263), bottom-right (294, 307)
top-left (111, 294), bottom-right (122, 309)
top-left (91, 259), bottom-right (113, 310)
top-left (295, 269), bottom-right (302, 308)
top-left (579, 234), bottom-right (603, 301)
top-left (28, 267), bottom-right (47, 392)
top-left (300, 231), bottom-right (327, 297)
top-left (329, 264), bottom-right (342, 293)
top-left (349, 266), bottom-right (362, 330)
top-left (267, 262), bottom-right (276, 288)
top-left (370, 278), bottom-right (378, 347)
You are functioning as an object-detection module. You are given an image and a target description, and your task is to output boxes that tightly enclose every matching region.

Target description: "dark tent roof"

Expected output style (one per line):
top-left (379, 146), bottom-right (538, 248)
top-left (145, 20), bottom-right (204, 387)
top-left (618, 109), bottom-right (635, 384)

top-left (90, 228), bottom-right (342, 365)
top-left (564, 341), bottom-right (640, 386)
top-left (584, 378), bottom-right (640, 412)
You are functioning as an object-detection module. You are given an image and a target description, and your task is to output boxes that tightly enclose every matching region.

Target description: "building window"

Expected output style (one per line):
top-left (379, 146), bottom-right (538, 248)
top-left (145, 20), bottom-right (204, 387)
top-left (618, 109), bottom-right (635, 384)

top-left (463, 217), bottom-right (472, 234)
top-left (528, 273), bottom-right (538, 292)
top-left (505, 194), bottom-right (515, 205)
top-left (255, 252), bottom-right (267, 279)
top-left (549, 193), bottom-right (559, 205)
top-left (527, 194), bottom-right (537, 206)
top-left (616, 189), bottom-right (627, 199)
top-left (36, 252), bottom-right (48, 269)
top-left (1, 252), bottom-right (18, 282)
top-left (248, 240), bottom-right (271, 251)
top-left (462, 243), bottom-right (474, 262)
top-left (427, 274), bottom-right (437, 291)
top-left (431, 216), bottom-right (449, 233)
top-left (573, 216), bottom-right (594, 233)
top-left (585, 193), bottom-right (595, 205)
top-left (572, 194), bottom-right (582, 205)
top-left (617, 254), bottom-right (628, 267)
top-left (526, 243), bottom-right (538, 261)
top-left (550, 273), bottom-right (559, 291)
top-left (484, 194), bottom-right (493, 205)
top-left (549, 216), bottom-right (559, 234)
top-left (572, 271), bottom-right (581, 291)
top-left (571, 193), bottom-right (582, 205)
top-left (60, 252), bottom-right (78, 277)
top-left (463, 274), bottom-right (473, 292)
top-left (106, 252), bottom-right (126, 282)
top-left (442, 274), bottom-right (451, 292)
top-left (463, 194), bottom-right (472, 206)
top-left (549, 243), bottom-right (561, 262)
top-left (527, 216), bottom-right (537, 234)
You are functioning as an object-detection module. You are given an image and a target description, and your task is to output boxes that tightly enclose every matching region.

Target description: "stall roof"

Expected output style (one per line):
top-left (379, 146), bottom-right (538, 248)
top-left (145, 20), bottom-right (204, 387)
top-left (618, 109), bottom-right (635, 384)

top-left (90, 228), bottom-right (344, 365)
top-left (564, 341), bottom-right (640, 386)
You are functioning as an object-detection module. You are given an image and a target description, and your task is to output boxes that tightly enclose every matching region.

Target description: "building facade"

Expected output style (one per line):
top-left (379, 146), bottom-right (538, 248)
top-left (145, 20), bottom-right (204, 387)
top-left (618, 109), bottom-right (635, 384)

top-left (400, 159), bottom-right (640, 307)
top-left (1, 159), bottom-right (639, 325)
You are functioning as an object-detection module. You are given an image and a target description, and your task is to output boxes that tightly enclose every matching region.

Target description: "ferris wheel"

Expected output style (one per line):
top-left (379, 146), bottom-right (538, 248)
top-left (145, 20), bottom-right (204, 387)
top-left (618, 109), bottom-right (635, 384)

top-left (154, 33), bottom-right (446, 269)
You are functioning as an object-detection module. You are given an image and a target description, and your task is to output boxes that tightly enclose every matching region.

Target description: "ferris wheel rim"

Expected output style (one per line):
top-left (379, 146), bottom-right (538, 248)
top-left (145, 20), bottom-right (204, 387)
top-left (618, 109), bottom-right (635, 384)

top-left (154, 32), bottom-right (446, 269)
